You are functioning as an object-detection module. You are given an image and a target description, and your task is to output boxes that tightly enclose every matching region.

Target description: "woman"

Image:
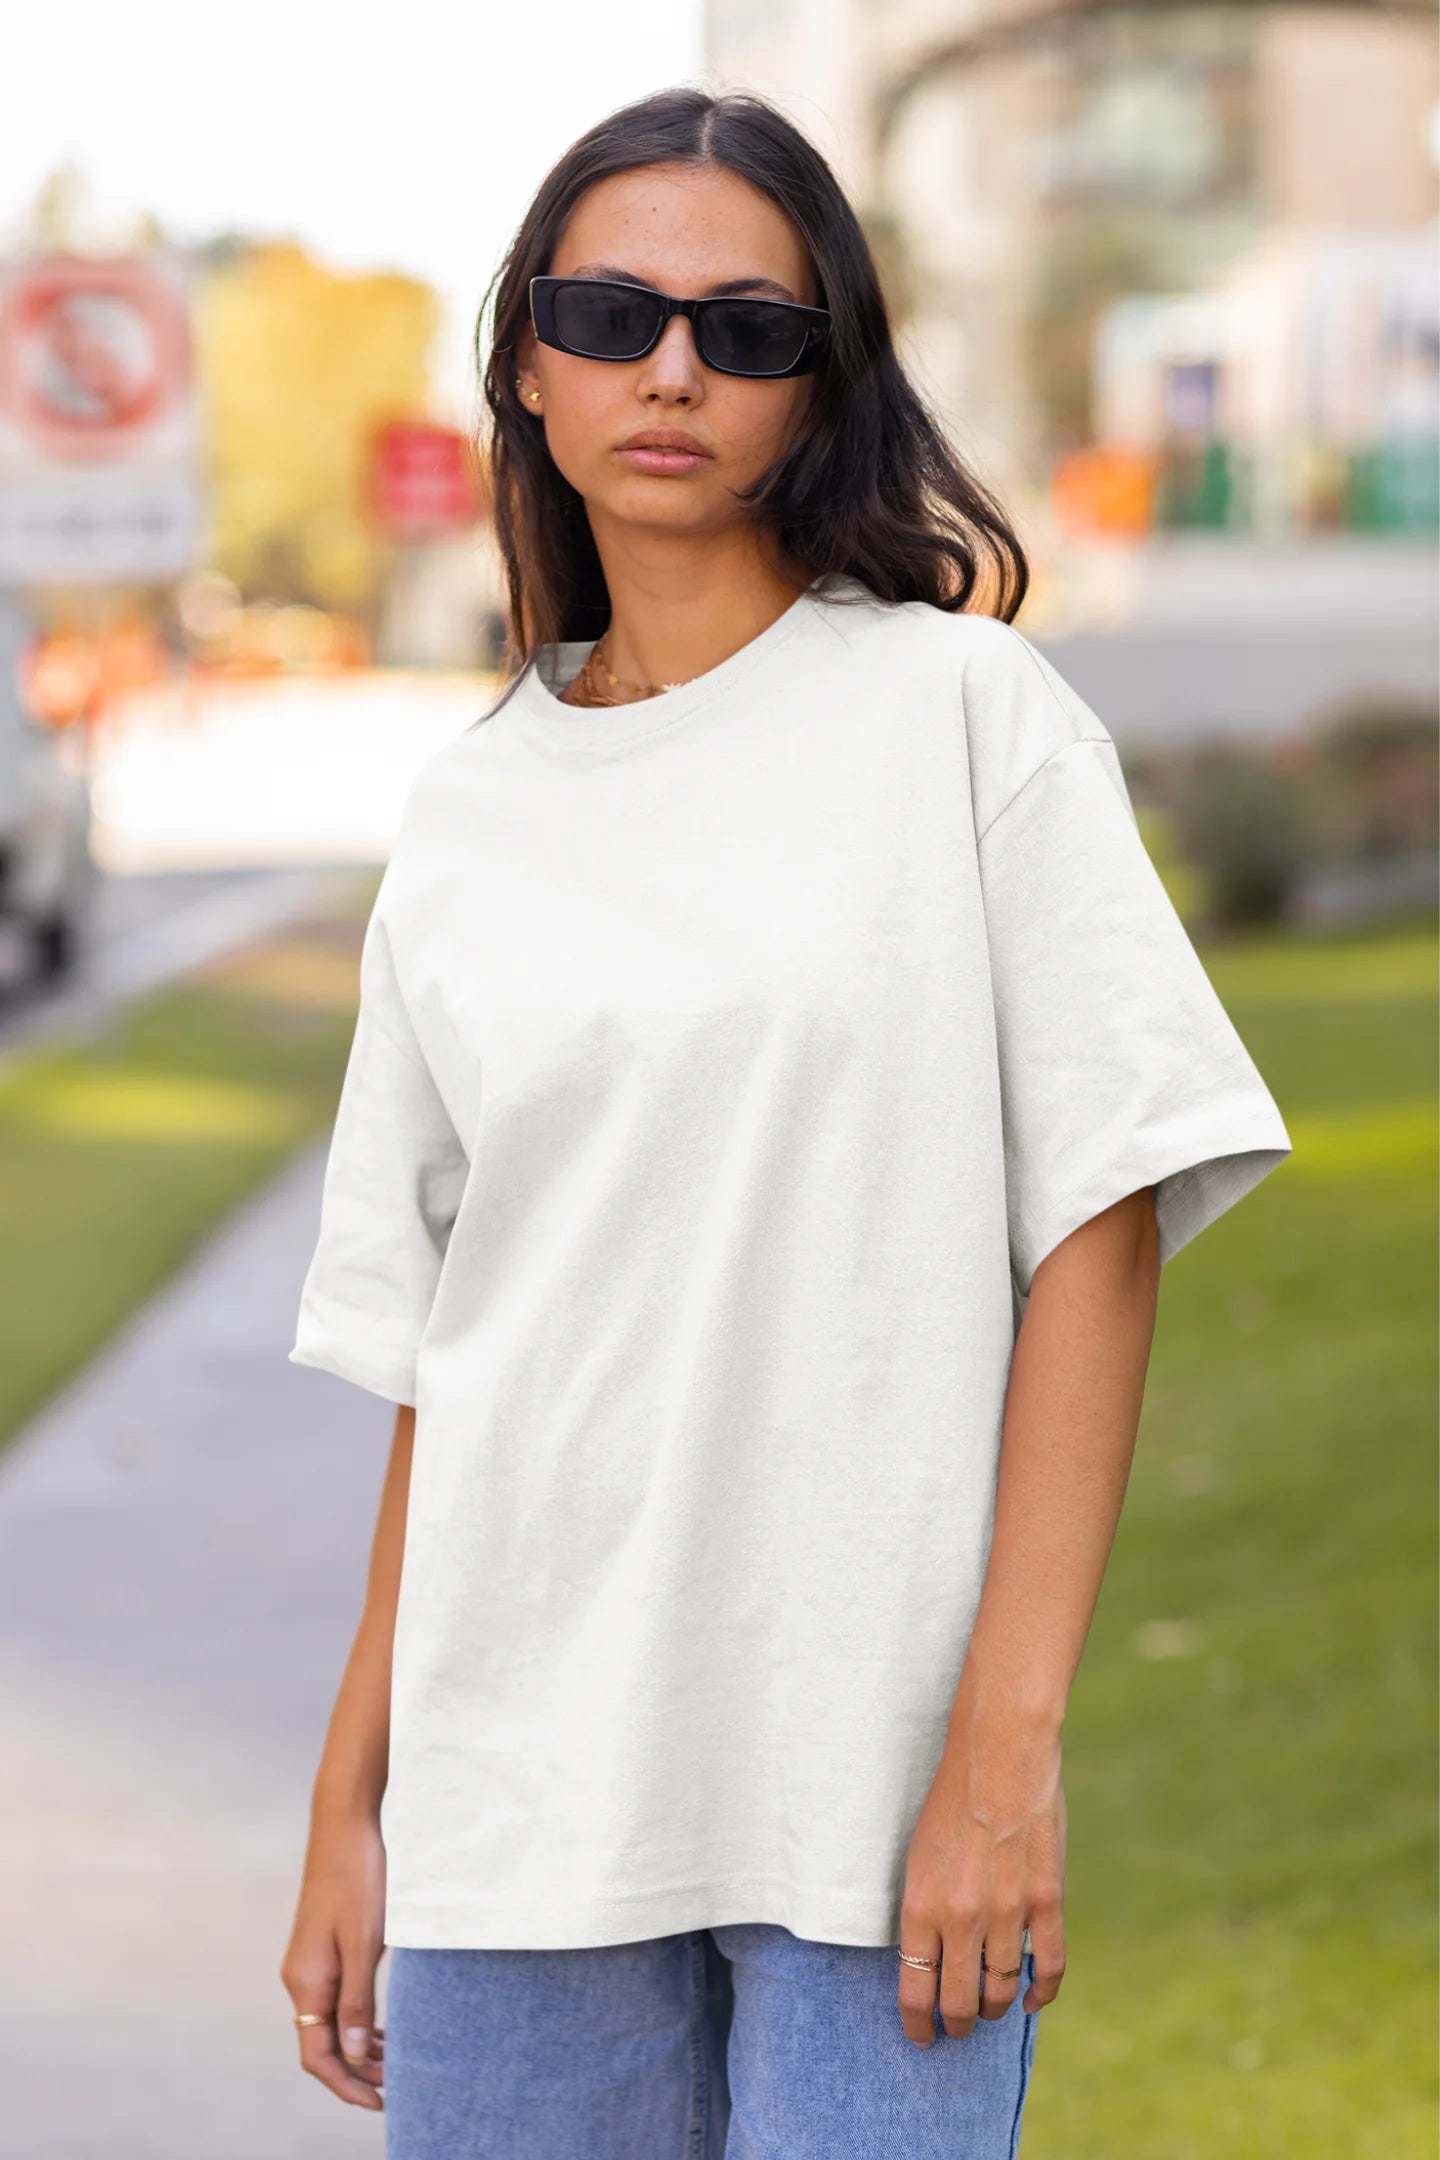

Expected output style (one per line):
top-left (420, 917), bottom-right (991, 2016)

top-left (280, 86), bottom-right (1292, 2158)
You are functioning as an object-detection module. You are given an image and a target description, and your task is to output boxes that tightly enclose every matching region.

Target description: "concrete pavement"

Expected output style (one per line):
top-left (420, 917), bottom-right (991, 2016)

top-left (0, 1139), bottom-right (397, 2159)
top-left (0, 666), bottom-right (495, 2154)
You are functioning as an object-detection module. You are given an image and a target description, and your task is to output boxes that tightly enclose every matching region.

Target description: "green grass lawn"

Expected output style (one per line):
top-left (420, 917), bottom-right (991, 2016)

top-left (1024, 923), bottom-right (1437, 2159)
top-left (0, 901), bottom-right (1432, 2153)
top-left (0, 873), bottom-right (380, 1447)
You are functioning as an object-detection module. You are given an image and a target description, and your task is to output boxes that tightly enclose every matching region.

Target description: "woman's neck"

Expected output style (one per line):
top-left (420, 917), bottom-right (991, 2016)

top-left (557, 554), bottom-right (811, 708)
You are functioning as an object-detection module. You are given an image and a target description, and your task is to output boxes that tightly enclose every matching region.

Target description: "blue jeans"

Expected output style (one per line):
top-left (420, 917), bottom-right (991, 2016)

top-left (383, 1927), bottom-right (1040, 2158)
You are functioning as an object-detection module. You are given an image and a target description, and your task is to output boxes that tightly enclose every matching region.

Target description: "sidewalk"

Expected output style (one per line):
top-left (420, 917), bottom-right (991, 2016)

top-left (0, 1138), bottom-right (395, 2159)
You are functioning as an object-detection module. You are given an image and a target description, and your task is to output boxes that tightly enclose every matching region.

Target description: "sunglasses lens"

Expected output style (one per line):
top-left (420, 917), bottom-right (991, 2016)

top-left (551, 282), bottom-right (662, 359)
top-left (699, 300), bottom-right (812, 376)
top-left (543, 281), bottom-right (822, 376)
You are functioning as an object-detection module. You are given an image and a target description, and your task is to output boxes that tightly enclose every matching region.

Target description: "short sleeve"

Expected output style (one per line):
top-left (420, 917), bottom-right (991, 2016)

top-left (288, 898), bottom-right (470, 1405)
top-left (976, 718), bottom-right (1292, 1303)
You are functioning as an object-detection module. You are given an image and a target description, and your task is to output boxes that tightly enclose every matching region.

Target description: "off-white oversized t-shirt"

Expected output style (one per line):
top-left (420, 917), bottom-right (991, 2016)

top-left (289, 572), bottom-right (1292, 1952)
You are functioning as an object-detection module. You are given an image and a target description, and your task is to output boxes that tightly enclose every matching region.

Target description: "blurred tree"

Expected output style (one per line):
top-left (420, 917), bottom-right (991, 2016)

top-left (193, 243), bottom-right (438, 617)
top-left (1168, 745), bottom-right (1309, 930)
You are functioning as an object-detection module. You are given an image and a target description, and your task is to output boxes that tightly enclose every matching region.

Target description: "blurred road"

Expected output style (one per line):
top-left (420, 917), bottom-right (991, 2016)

top-left (0, 864), bottom-right (361, 1064)
top-left (1040, 535), bottom-right (1438, 744)
top-left (0, 1136), bottom-right (395, 2159)
top-left (0, 667), bottom-right (495, 1064)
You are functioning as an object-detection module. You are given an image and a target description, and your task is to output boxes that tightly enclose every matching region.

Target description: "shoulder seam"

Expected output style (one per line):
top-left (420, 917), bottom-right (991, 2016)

top-left (361, 902), bottom-right (441, 1082)
top-left (366, 1000), bottom-right (433, 1078)
top-left (984, 617), bottom-right (1086, 730)
top-left (975, 733), bottom-right (1113, 847)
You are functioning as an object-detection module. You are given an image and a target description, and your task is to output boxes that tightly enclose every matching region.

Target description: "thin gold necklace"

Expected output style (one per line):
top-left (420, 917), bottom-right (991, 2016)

top-left (578, 628), bottom-right (694, 706)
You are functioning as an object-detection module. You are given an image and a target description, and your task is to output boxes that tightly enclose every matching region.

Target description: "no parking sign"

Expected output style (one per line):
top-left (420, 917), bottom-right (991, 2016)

top-left (0, 250), bottom-right (204, 583)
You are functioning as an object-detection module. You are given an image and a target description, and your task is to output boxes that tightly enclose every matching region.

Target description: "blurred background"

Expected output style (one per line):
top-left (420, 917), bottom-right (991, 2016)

top-left (0, 4), bottom-right (1434, 2156)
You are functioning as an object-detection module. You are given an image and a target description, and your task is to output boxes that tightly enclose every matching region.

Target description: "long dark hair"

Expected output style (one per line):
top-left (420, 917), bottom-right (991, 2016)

top-left (476, 86), bottom-right (1029, 666)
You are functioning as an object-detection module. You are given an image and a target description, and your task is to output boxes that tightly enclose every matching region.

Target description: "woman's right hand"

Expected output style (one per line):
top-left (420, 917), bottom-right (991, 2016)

top-left (280, 1807), bottom-right (388, 2112)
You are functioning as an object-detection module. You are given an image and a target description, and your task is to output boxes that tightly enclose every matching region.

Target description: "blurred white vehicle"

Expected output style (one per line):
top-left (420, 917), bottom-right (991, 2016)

top-left (0, 598), bottom-right (97, 982)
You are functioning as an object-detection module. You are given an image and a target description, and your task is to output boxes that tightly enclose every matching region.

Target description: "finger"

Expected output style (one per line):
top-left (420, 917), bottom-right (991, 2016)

top-left (1023, 1922), bottom-right (1067, 2012)
top-left (895, 1913), bottom-right (943, 2050)
top-left (335, 1926), bottom-right (383, 2075)
top-left (973, 1933), bottom-right (1027, 2025)
top-left (335, 2024), bottom-right (386, 2089)
top-left (295, 2015), bottom-right (385, 2111)
top-left (283, 1932), bottom-right (385, 2113)
top-left (936, 1928), bottom-right (986, 2038)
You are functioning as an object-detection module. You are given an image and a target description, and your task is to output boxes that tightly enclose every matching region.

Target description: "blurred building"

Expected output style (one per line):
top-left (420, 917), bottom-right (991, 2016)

top-left (1088, 219), bottom-right (1438, 539)
top-left (705, 0), bottom-right (1439, 740)
top-left (705, 0), bottom-right (1438, 492)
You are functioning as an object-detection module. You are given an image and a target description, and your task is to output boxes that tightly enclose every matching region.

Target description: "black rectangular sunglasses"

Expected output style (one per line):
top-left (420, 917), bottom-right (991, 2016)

top-left (529, 275), bottom-right (831, 381)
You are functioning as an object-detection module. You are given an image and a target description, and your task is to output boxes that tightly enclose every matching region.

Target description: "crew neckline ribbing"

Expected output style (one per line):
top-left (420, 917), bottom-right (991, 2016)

top-left (506, 573), bottom-right (854, 756)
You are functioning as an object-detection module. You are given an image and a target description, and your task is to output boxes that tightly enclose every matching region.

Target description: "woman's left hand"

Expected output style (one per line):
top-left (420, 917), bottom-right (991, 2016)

top-left (896, 1698), bottom-right (1067, 2047)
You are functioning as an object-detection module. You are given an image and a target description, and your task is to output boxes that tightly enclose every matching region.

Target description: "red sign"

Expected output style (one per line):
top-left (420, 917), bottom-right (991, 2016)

top-left (371, 422), bottom-right (480, 539)
top-left (0, 254), bottom-right (192, 460)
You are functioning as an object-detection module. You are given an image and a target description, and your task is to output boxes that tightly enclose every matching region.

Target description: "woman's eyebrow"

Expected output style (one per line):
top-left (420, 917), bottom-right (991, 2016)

top-left (564, 262), bottom-right (800, 302)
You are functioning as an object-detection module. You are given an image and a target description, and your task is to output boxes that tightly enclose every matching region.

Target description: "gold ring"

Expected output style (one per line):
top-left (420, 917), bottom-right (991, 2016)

top-left (293, 2012), bottom-right (331, 2029)
top-left (897, 1949), bottom-right (940, 1970)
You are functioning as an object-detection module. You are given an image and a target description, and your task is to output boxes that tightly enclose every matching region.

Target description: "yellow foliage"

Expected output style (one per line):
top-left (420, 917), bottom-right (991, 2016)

top-left (193, 243), bottom-right (439, 607)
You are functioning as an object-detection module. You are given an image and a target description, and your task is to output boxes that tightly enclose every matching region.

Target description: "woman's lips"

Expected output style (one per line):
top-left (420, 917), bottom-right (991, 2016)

top-left (616, 446), bottom-right (711, 474)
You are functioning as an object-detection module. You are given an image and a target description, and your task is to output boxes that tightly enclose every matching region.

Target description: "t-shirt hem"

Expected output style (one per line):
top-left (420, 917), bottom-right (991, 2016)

top-left (385, 1882), bottom-right (1033, 1956)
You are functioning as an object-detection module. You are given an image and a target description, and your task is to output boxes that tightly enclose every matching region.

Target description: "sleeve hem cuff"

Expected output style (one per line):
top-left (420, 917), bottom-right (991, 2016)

top-left (1011, 1116), bottom-right (1293, 1300)
top-left (288, 1338), bottom-right (418, 1407)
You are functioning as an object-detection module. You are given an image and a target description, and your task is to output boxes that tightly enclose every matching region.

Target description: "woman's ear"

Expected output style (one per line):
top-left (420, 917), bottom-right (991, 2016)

top-left (512, 323), bottom-right (542, 412)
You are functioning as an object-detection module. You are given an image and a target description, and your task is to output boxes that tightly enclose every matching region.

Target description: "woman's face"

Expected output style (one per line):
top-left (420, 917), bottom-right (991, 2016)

top-left (514, 162), bottom-right (821, 547)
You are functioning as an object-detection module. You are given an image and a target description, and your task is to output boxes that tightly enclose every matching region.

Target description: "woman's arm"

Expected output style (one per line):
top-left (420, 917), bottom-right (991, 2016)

top-left (898, 1186), bottom-right (1160, 2047)
top-left (279, 1402), bottom-right (415, 2113)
